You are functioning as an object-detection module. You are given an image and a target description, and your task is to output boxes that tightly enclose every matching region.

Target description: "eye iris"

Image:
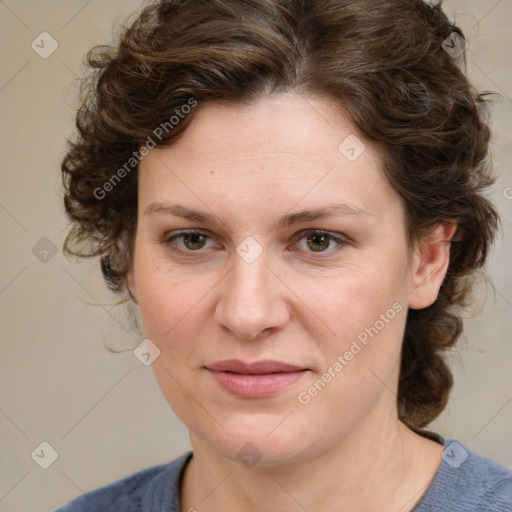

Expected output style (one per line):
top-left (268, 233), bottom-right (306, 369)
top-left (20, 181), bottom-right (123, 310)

top-left (307, 233), bottom-right (330, 252)
top-left (183, 233), bottom-right (207, 250)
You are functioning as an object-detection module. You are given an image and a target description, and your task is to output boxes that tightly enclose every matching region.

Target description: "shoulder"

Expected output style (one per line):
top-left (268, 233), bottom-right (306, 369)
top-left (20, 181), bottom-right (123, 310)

top-left (54, 451), bottom-right (192, 512)
top-left (415, 439), bottom-right (512, 512)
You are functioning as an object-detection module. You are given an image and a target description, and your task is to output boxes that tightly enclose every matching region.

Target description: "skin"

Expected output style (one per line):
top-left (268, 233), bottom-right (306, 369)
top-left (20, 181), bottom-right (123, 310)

top-left (127, 93), bottom-right (455, 511)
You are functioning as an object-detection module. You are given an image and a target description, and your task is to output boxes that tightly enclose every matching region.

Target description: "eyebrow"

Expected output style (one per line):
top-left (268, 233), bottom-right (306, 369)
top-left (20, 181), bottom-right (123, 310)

top-left (143, 202), bottom-right (373, 231)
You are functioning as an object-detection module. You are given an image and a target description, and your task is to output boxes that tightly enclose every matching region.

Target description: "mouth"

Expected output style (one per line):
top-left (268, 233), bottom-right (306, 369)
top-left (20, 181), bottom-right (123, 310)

top-left (205, 359), bottom-right (309, 398)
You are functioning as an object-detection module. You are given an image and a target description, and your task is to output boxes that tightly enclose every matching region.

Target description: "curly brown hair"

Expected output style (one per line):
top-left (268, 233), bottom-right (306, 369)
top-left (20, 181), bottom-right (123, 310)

top-left (62, 0), bottom-right (500, 428)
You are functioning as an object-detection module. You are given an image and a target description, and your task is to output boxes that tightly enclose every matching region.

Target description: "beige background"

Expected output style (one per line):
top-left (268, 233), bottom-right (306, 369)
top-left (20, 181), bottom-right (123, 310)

top-left (0, 1), bottom-right (511, 511)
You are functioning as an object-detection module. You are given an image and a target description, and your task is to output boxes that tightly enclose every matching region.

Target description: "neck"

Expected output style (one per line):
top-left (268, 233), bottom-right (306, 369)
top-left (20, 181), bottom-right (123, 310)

top-left (180, 405), bottom-right (443, 512)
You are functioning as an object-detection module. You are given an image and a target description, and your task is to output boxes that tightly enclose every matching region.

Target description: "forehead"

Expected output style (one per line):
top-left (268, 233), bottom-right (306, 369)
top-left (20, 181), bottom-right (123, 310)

top-left (138, 93), bottom-right (399, 223)
top-left (147, 94), bottom-right (369, 163)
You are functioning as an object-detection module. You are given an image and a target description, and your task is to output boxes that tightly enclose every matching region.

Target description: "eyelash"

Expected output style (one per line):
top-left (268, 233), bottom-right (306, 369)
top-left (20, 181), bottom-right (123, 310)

top-left (158, 229), bottom-right (348, 257)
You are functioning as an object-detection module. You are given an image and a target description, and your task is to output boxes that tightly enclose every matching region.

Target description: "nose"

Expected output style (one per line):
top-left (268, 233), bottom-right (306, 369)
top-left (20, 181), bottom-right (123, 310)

top-left (214, 251), bottom-right (290, 340)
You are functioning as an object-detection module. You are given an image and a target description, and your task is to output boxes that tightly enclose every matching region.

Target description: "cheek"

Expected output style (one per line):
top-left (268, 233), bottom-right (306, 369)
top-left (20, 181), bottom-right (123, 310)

top-left (293, 272), bottom-right (407, 432)
top-left (134, 262), bottom-right (216, 421)
top-left (306, 258), bottom-right (408, 394)
top-left (315, 262), bottom-right (406, 340)
top-left (134, 248), bottom-right (214, 341)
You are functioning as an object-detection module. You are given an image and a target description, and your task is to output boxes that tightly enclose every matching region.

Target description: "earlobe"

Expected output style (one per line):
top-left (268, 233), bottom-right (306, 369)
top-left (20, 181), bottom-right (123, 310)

top-left (407, 222), bottom-right (457, 310)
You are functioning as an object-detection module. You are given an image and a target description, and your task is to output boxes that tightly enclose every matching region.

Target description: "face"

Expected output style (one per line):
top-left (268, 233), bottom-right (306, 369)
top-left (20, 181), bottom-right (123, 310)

top-left (128, 93), bottom-right (446, 466)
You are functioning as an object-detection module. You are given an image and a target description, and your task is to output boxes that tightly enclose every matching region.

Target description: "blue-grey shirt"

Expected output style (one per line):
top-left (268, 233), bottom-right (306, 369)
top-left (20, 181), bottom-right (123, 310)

top-left (55, 438), bottom-right (512, 511)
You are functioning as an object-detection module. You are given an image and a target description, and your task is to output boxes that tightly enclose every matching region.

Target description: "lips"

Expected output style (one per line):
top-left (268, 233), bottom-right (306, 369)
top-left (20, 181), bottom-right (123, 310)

top-left (206, 359), bottom-right (305, 374)
top-left (205, 359), bottom-right (308, 398)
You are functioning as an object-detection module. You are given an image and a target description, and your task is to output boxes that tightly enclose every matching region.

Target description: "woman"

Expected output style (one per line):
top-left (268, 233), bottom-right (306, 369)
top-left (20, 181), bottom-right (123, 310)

top-left (57, 0), bottom-right (512, 510)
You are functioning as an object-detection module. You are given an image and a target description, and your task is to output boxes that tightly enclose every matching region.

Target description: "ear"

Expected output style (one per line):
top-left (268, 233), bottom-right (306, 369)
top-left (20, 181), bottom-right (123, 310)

top-left (407, 222), bottom-right (457, 310)
top-left (127, 266), bottom-right (138, 303)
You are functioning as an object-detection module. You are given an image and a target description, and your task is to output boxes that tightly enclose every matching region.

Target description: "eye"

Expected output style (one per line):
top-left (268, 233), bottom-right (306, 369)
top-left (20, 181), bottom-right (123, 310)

top-left (158, 229), bottom-right (348, 256)
top-left (160, 230), bottom-right (215, 252)
top-left (292, 230), bottom-right (347, 254)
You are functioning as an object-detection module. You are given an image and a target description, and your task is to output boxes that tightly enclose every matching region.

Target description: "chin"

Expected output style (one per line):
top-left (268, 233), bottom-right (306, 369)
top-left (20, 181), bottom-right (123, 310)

top-left (191, 413), bottom-right (324, 468)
